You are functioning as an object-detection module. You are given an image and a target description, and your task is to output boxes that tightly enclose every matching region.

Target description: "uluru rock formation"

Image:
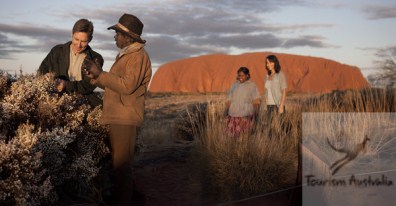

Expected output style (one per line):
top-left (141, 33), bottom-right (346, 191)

top-left (149, 52), bottom-right (369, 93)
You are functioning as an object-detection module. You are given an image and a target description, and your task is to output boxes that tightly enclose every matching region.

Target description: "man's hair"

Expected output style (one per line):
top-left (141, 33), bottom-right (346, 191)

top-left (72, 19), bottom-right (94, 42)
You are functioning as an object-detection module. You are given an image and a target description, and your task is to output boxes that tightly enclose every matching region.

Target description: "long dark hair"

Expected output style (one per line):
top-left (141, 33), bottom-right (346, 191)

top-left (266, 55), bottom-right (281, 75)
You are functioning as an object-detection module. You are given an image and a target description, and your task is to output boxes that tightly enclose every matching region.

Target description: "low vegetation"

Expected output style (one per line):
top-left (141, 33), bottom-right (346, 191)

top-left (0, 72), bottom-right (110, 205)
top-left (1, 70), bottom-right (395, 205)
top-left (188, 87), bottom-right (395, 202)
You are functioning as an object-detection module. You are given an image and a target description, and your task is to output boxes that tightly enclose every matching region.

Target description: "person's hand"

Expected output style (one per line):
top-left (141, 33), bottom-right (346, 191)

top-left (55, 79), bottom-right (66, 92)
top-left (223, 109), bottom-right (229, 118)
top-left (83, 58), bottom-right (102, 79)
top-left (278, 105), bottom-right (284, 114)
top-left (44, 73), bottom-right (52, 82)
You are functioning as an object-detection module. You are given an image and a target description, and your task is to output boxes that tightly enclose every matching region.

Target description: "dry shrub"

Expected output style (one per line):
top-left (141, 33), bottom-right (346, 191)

top-left (176, 102), bottom-right (207, 141)
top-left (0, 74), bottom-right (110, 205)
top-left (189, 88), bottom-right (395, 202)
top-left (303, 88), bottom-right (396, 112)
top-left (0, 71), bottom-right (16, 100)
top-left (189, 101), bottom-right (299, 201)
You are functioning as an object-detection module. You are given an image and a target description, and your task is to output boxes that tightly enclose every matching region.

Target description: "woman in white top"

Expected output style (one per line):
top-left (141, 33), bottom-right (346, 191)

top-left (265, 55), bottom-right (287, 114)
top-left (225, 67), bottom-right (261, 137)
top-left (265, 55), bottom-right (288, 139)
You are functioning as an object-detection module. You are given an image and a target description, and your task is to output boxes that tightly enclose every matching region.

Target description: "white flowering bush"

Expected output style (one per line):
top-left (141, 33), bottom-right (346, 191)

top-left (0, 73), bottom-right (110, 205)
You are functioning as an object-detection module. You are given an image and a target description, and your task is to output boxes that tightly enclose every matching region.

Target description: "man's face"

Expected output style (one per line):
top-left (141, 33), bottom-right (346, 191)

top-left (71, 32), bottom-right (89, 54)
top-left (114, 31), bottom-right (131, 49)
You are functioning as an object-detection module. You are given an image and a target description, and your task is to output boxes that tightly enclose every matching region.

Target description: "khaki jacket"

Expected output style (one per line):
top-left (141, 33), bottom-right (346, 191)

top-left (93, 42), bottom-right (152, 126)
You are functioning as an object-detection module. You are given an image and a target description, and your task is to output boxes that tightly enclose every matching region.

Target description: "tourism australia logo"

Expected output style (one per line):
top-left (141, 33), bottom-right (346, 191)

top-left (327, 134), bottom-right (370, 175)
top-left (305, 174), bottom-right (393, 187)
top-left (302, 113), bottom-right (396, 205)
top-left (305, 134), bottom-right (393, 187)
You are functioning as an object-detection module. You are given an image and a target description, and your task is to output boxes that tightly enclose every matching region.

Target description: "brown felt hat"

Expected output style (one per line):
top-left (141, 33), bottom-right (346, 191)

top-left (108, 13), bottom-right (145, 43)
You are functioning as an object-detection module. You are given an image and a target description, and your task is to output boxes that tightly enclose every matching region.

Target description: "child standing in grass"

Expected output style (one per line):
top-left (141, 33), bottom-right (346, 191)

top-left (224, 67), bottom-right (261, 137)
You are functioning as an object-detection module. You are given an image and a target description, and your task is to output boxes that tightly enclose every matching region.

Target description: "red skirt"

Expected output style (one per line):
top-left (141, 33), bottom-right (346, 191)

top-left (226, 115), bottom-right (255, 137)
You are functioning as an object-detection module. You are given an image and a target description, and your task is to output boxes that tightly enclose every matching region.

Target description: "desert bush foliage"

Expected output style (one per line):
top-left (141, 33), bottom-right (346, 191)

top-left (303, 88), bottom-right (396, 113)
top-left (0, 71), bottom-right (16, 100)
top-left (0, 73), bottom-right (109, 205)
top-left (189, 87), bottom-right (395, 202)
top-left (189, 102), bottom-right (299, 201)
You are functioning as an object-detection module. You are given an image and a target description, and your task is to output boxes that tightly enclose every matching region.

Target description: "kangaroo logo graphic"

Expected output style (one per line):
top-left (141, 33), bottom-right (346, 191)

top-left (327, 135), bottom-right (370, 175)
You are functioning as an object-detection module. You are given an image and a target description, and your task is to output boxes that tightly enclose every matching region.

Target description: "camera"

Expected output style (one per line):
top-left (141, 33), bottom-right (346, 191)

top-left (82, 58), bottom-right (92, 74)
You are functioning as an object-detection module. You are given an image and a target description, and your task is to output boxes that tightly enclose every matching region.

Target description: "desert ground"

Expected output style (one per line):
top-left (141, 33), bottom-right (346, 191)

top-left (133, 93), bottom-right (224, 205)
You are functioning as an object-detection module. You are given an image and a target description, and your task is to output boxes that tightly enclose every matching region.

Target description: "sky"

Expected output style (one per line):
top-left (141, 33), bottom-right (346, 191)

top-left (0, 0), bottom-right (395, 77)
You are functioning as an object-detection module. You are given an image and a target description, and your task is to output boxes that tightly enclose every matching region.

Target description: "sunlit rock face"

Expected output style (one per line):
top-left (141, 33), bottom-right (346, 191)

top-left (149, 52), bottom-right (369, 93)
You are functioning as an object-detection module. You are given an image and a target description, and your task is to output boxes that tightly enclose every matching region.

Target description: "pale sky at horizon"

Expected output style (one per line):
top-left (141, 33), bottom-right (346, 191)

top-left (0, 0), bottom-right (395, 77)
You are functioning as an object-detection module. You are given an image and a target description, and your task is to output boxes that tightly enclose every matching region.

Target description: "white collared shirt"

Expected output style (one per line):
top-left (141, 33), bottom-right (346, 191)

top-left (68, 45), bottom-right (86, 81)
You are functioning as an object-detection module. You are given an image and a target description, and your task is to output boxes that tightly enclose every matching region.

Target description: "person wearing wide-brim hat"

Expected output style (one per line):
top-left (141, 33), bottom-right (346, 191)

top-left (84, 13), bottom-right (152, 205)
top-left (107, 13), bottom-right (146, 44)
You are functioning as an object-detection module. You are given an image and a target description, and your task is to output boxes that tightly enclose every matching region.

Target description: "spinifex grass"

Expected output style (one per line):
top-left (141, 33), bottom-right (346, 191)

top-left (189, 102), bottom-right (299, 201)
top-left (189, 88), bottom-right (395, 201)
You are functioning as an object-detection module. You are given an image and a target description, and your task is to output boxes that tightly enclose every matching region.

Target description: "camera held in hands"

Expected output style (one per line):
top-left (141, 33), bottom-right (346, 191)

top-left (82, 58), bottom-right (93, 74)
